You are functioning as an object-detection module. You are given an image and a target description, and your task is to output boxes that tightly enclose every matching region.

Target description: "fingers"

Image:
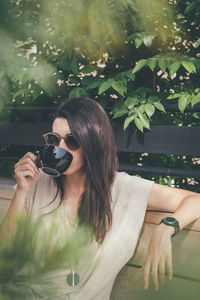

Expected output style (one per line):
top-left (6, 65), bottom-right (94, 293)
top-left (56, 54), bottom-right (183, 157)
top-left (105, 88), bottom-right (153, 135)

top-left (15, 153), bottom-right (39, 174)
top-left (17, 170), bottom-right (37, 180)
top-left (142, 252), bottom-right (172, 290)
top-left (151, 261), bottom-right (159, 290)
top-left (166, 253), bottom-right (173, 280)
top-left (159, 261), bottom-right (165, 286)
top-left (143, 260), bottom-right (151, 290)
top-left (14, 152), bottom-right (40, 191)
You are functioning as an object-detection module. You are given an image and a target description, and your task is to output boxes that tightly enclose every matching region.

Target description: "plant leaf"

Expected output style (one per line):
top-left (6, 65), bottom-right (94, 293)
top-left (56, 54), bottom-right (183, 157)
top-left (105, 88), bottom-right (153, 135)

top-left (134, 36), bottom-right (143, 48)
top-left (113, 108), bottom-right (128, 119)
top-left (124, 113), bottom-right (137, 130)
top-left (124, 97), bottom-right (139, 109)
top-left (181, 61), bottom-right (196, 73)
top-left (191, 94), bottom-right (200, 107)
top-left (124, 70), bottom-right (135, 81)
top-left (139, 104), bottom-right (145, 113)
top-left (143, 35), bottom-right (154, 47)
top-left (168, 62), bottom-right (181, 77)
top-left (98, 81), bottom-right (112, 94)
top-left (154, 102), bottom-right (166, 112)
top-left (145, 103), bottom-right (155, 117)
top-left (178, 96), bottom-right (188, 113)
top-left (111, 81), bottom-right (127, 97)
top-left (148, 59), bottom-right (157, 71)
top-left (138, 112), bottom-right (150, 129)
top-left (134, 118), bottom-right (144, 132)
top-left (148, 96), bottom-right (159, 102)
top-left (167, 93), bottom-right (181, 99)
top-left (158, 59), bottom-right (167, 72)
top-left (132, 59), bottom-right (147, 74)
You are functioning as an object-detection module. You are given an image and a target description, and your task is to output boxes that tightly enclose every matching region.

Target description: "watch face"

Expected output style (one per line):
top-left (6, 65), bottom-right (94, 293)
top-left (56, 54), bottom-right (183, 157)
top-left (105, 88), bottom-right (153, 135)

top-left (165, 217), bottom-right (178, 225)
top-left (161, 217), bottom-right (180, 237)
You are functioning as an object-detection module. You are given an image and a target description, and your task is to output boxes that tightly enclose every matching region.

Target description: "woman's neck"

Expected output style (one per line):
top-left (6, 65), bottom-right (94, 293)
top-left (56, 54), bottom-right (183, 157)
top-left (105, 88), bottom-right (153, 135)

top-left (63, 172), bottom-right (86, 203)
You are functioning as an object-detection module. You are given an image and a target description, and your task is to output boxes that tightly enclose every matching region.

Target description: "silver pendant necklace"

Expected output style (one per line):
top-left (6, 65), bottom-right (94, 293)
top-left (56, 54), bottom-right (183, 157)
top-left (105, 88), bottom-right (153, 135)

top-left (62, 203), bottom-right (80, 287)
top-left (66, 269), bottom-right (80, 286)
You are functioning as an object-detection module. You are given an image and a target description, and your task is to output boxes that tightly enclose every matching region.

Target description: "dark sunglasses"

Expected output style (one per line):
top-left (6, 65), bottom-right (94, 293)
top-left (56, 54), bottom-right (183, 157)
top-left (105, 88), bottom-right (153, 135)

top-left (43, 132), bottom-right (80, 151)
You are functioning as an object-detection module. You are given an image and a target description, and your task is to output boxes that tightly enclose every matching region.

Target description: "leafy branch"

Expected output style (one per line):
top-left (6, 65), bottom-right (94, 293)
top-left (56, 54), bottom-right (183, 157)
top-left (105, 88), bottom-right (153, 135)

top-left (112, 87), bottom-right (165, 132)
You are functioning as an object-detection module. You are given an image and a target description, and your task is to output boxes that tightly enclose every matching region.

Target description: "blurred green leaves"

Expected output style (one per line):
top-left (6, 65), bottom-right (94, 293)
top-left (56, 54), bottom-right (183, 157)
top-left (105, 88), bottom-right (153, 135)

top-left (0, 0), bottom-right (199, 132)
top-left (0, 212), bottom-right (91, 300)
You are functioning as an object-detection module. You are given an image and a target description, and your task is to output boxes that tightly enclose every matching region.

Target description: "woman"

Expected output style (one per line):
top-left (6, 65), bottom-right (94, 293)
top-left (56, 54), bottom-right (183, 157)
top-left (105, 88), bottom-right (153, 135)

top-left (1, 97), bottom-right (200, 299)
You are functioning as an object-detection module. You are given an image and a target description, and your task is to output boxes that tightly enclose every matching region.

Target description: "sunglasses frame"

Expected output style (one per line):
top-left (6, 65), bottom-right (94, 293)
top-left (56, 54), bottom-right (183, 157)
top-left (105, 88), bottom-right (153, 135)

top-left (42, 132), bottom-right (80, 151)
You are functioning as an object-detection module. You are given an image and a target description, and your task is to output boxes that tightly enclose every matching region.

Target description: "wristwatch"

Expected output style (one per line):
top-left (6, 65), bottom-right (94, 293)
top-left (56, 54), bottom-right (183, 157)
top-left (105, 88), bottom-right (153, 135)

top-left (160, 217), bottom-right (180, 237)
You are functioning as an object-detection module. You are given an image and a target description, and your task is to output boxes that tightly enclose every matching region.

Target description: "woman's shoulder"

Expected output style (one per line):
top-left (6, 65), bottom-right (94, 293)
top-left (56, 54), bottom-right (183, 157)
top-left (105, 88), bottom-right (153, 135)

top-left (113, 171), bottom-right (152, 185)
top-left (112, 171), bottom-right (154, 198)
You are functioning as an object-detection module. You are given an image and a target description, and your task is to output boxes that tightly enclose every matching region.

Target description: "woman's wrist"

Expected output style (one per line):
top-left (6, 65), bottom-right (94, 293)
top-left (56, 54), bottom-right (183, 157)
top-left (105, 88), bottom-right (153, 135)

top-left (13, 187), bottom-right (28, 200)
top-left (156, 223), bottom-right (175, 237)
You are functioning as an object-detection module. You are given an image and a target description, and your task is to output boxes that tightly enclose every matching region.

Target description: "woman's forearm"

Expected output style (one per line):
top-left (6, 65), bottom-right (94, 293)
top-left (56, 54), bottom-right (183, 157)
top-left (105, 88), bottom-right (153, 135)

top-left (0, 188), bottom-right (28, 241)
top-left (170, 194), bottom-right (200, 231)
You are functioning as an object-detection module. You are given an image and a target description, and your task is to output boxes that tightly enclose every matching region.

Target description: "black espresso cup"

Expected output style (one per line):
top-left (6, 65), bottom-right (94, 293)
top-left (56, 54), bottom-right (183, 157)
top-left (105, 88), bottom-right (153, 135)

top-left (34, 144), bottom-right (73, 177)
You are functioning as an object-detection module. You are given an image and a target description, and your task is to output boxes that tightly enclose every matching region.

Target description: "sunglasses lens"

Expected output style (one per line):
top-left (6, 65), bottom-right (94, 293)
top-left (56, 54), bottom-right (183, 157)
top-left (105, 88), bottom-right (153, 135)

top-left (65, 136), bottom-right (79, 150)
top-left (45, 134), bottom-right (60, 146)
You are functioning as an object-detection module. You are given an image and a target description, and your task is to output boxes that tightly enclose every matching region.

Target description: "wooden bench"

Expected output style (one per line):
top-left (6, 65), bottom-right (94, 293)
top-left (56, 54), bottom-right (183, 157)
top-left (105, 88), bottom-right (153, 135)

top-left (1, 189), bottom-right (200, 299)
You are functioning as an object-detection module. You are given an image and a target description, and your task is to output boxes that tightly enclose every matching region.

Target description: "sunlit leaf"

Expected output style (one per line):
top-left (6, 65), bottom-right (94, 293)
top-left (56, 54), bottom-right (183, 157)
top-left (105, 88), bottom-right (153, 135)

top-left (178, 96), bottom-right (188, 113)
top-left (181, 61), bottom-right (196, 73)
top-left (148, 59), bottom-right (157, 71)
top-left (98, 81), bottom-right (112, 94)
top-left (134, 117), bottom-right (144, 132)
top-left (154, 102), bottom-right (166, 112)
top-left (143, 35), bottom-right (154, 47)
top-left (158, 59), bottom-right (167, 72)
top-left (168, 62), bottom-right (180, 77)
top-left (134, 36), bottom-right (143, 48)
top-left (145, 103), bottom-right (155, 117)
top-left (167, 93), bottom-right (181, 99)
top-left (191, 94), bottom-right (200, 107)
top-left (132, 59), bottom-right (147, 74)
top-left (124, 113), bottom-right (137, 130)
top-left (138, 112), bottom-right (150, 129)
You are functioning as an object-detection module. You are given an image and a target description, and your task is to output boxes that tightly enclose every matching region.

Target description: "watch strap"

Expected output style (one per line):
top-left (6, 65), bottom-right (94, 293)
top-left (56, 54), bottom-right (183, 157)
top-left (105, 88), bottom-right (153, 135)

top-left (160, 217), bottom-right (180, 237)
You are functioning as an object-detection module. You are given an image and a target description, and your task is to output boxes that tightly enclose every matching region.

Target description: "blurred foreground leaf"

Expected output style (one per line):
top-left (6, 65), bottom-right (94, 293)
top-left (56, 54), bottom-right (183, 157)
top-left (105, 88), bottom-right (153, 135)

top-left (0, 211), bottom-right (92, 300)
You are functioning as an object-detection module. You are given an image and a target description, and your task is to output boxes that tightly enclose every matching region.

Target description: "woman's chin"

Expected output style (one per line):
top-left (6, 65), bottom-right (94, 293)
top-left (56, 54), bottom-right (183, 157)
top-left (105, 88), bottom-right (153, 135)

top-left (62, 168), bottom-right (84, 177)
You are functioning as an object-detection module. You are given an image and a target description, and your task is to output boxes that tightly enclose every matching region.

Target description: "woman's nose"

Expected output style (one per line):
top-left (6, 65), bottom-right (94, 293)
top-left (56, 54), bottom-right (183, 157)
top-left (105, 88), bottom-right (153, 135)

top-left (59, 138), bottom-right (66, 149)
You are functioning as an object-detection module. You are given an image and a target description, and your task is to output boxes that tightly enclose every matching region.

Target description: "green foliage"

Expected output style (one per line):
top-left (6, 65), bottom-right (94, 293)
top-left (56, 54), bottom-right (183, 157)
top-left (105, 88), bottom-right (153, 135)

top-left (132, 54), bottom-right (198, 77)
top-left (112, 88), bottom-right (165, 131)
top-left (167, 89), bottom-right (200, 113)
top-left (0, 0), bottom-right (200, 188)
top-left (0, 0), bottom-right (199, 132)
top-left (0, 213), bottom-right (91, 299)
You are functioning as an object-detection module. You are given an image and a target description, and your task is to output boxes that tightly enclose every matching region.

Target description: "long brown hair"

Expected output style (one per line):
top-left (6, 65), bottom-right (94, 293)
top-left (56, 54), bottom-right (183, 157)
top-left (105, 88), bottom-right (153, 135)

top-left (50, 98), bottom-right (118, 242)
